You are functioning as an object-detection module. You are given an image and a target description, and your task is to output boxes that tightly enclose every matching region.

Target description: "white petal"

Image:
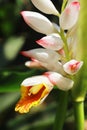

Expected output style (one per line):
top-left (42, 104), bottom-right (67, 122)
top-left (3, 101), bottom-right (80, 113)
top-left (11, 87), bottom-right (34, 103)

top-left (21, 75), bottom-right (53, 90)
top-left (36, 33), bottom-right (63, 50)
top-left (58, 48), bottom-right (65, 57)
top-left (24, 57), bottom-right (65, 75)
top-left (21, 11), bottom-right (55, 35)
top-left (21, 48), bottom-right (61, 63)
top-left (25, 61), bottom-right (44, 68)
top-left (31, 0), bottom-right (59, 16)
top-left (52, 23), bottom-right (60, 32)
top-left (63, 59), bottom-right (83, 75)
top-left (67, 0), bottom-right (79, 5)
top-left (44, 72), bottom-right (74, 91)
top-left (59, 1), bottom-right (80, 30)
top-left (52, 62), bottom-right (65, 74)
top-left (67, 25), bottom-right (78, 58)
top-left (67, 24), bottom-right (77, 37)
top-left (39, 61), bottom-right (65, 75)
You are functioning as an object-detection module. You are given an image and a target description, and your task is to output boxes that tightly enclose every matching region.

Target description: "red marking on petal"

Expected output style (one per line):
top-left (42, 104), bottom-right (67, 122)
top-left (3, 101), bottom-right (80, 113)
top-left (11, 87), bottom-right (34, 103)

top-left (20, 11), bottom-right (25, 16)
top-left (69, 61), bottom-right (80, 71)
top-left (20, 51), bottom-right (38, 62)
top-left (20, 51), bottom-right (28, 57)
top-left (36, 39), bottom-right (44, 45)
top-left (20, 51), bottom-right (32, 60)
top-left (65, 8), bottom-right (70, 14)
top-left (72, 1), bottom-right (80, 6)
top-left (15, 85), bottom-right (48, 113)
top-left (44, 72), bottom-right (50, 77)
top-left (71, 2), bottom-right (80, 10)
top-left (66, 1), bottom-right (80, 14)
top-left (58, 48), bottom-right (65, 56)
top-left (44, 72), bottom-right (56, 85)
top-left (36, 39), bottom-right (51, 46)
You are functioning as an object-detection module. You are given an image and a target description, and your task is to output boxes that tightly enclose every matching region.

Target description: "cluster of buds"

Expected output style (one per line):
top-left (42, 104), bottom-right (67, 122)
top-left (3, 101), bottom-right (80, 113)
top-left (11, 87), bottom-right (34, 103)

top-left (15, 0), bottom-right (83, 113)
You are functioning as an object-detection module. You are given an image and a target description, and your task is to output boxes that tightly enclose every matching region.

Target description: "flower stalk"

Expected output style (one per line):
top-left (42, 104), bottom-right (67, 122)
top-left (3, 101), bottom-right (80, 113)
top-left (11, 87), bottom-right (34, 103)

top-left (61, 0), bottom-right (67, 12)
top-left (53, 91), bottom-right (68, 130)
top-left (73, 101), bottom-right (84, 130)
top-left (60, 28), bottom-right (70, 61)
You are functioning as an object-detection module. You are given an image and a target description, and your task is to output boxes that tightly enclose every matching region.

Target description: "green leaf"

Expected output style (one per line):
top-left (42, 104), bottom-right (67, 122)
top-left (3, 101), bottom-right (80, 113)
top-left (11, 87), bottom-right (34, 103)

top-left (0, 68), bottom-right (44, 92)
top-left (7, 102), bottom-right (56, 130)
top-left (0, 93), bottom-right (19, 113)
top-left (3, 36), bottom-right (25, 60)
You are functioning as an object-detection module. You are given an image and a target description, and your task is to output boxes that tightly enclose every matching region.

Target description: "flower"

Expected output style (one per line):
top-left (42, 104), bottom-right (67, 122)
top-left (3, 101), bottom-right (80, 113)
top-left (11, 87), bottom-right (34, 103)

top-left (21, 48), bottom-right (65, 75)
top-left (36, 33), bottom-right (63, 50)
top-left (15, 0), bottom-right (83, 113)
top-left (15, 72), bottom-right (74, 113)
top-left (63, 59), bottom-right (83, 75)
top-left (21, 1), bottom-right (80, 33)
top-left (31, 0), bottom-right (59, 16)
top-left (21, 11), bottom-right (56, 35)
top-left (59, 1), bottom-right (80, 30)
top-left (15, 75), bottom-right (53, 113)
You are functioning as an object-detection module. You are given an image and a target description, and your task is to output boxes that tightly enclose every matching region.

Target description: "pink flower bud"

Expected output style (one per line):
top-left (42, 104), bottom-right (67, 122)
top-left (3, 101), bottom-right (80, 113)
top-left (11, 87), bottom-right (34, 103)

top-left (63, 59), bottom-right (83, 75)
top-left (59, 1), bottom-right (80, 30)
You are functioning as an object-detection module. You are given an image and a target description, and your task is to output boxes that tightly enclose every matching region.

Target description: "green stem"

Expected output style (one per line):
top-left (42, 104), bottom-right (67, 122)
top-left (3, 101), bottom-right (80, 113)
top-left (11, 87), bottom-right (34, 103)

top-left (60, 28), bottom-right (70, 61)
top-left (73, 101), bottom-right (84, 130)
top-left (53, 91), bottom-right (68, 130)
top-left (61, 0), bottom-right (67, 12)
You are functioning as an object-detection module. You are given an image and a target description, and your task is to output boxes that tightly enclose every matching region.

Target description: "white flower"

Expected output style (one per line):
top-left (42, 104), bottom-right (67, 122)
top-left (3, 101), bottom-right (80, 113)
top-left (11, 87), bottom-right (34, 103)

top-left (15, 71), bottom-right (74, 113)
top-left (59, 1), bottom-right (80, 30)
top-left (67, 25), bottom-right (78, 58)
top-left (67, 0), bottom-right (79, 5)
top-left (36, 33), bottom-right (63, 50)
top-left (31, 0), bottom-right (59, 16)
top-left (21, 11), bottom-right (56, 35)
top-left (25, 61), bottom-right (43, 68)
top-left (15, 0), bottom-right (83, 114)
top-left (15, 75), bottom-right (53, 113)
top-left (63, 59), bottom-right (83, 75)
top-left (21, 48), bottom-right (65, 74)
top-left (21, 48), bottom-right (61, 64)
top-left (44, 72), bottom-right (74, 91)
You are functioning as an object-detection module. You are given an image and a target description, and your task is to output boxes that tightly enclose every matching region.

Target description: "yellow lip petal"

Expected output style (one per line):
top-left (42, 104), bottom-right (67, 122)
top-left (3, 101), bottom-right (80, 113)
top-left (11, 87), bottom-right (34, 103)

top-left (15, 84), bottom-right (50, 113)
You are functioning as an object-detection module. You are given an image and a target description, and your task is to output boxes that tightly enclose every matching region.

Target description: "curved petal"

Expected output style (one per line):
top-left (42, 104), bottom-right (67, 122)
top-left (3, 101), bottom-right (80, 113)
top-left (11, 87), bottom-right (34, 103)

top-left (24, 58), bottom-right (65, 75)
top-left (36, 33), bottom-right (63, 50)
top-left (21, 48), bottom-right (61, 63)
top-left (25, 61), bottom-right (44, 68)
top-left (40, 61), bottom-right (65, 75)
top-left (63, 59), bottom-right (83, 75)
top-left (59, 1), bottom-right (80, 30)
top-left (67, 25), bottom-right (78, 58)
top-left (15, 76), bottom-right (53, 113)
top-left (21, 11), bottom-right (55, 35)
top-left (67, 0), bottom-right (79, 5)
top-left (21, 75), bottom-right (53, 87)
top-left (44, 72), bottom-right (74, 91)
top-left (31, 0), bottom-right (59, 16)
top-left (52, 62), bottom-right (65, 74)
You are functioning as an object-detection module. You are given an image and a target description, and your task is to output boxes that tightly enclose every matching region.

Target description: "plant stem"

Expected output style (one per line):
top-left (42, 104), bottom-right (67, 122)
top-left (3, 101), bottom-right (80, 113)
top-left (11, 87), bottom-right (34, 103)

top-left (60, 28), bottom-right (70, 61)
top-left (73, 101), bottom-right (84, 130)
top-left (53, 91), bottom-right (68, 130)
top-left (61, 0), bottom-right (67, 12)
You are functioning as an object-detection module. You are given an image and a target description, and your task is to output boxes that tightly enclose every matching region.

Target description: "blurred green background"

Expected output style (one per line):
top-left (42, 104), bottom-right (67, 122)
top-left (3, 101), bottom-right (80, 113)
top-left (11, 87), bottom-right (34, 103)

top-left (0, 0), bottom-right (87, 130)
